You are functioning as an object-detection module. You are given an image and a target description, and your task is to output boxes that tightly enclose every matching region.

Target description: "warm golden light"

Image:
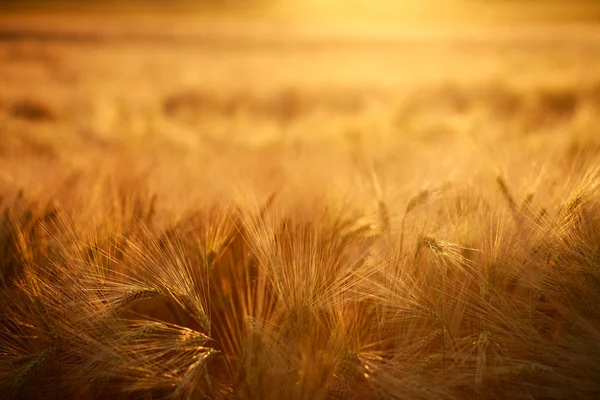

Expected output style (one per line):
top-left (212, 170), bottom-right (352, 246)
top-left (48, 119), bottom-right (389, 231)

top-left (1, 0), bottom-right (600, 399)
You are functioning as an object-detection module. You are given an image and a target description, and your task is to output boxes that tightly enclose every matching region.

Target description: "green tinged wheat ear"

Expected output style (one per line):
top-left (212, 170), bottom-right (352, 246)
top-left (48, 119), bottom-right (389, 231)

top-left (10, 346), bottom-right (56, 394)
top-left (338, 349), bottom-right (366, 379)
top-left (122, 322), bottom-right (167, 344)
top-left (421, 235), bottom-right (444, 253)
top-left (417, 353), bottom-right (444, 371)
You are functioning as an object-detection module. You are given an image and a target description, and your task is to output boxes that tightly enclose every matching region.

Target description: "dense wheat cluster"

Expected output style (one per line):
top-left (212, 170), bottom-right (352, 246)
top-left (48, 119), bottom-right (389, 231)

top-left (2, 5), bottom-right (600, 400)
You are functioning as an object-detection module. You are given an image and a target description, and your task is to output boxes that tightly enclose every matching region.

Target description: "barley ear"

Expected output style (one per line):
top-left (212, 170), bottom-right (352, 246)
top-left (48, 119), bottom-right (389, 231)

top-left (10, 347), bottom-right (56, 395)
top-left (496, 175), bottom-right (517, 211)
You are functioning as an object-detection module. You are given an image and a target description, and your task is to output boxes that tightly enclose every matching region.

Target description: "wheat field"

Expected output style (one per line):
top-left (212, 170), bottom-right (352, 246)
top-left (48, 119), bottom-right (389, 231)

top-left (1, 2), bottom-right (600, 399)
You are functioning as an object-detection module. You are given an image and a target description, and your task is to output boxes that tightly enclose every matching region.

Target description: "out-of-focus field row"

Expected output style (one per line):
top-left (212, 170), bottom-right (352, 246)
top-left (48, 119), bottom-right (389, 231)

top-left (1, 11), bottom-right (600, 212)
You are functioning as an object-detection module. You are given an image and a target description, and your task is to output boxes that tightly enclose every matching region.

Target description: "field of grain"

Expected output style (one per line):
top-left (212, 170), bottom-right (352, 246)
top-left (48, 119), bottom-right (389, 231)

top-left (2, 4), bottom-right (600, 399)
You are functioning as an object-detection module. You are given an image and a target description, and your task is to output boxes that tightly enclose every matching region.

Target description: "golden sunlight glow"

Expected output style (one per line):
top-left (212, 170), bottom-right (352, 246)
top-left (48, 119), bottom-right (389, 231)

top-left (265, 0), bottom-right (600, 29)
top-left (1, 0), bottom-right (600, 398)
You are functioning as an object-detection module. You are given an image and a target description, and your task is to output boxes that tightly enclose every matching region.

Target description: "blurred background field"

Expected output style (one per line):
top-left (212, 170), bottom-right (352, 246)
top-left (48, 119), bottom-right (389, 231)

top-left (1, 0), bottom-right (600, 210)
